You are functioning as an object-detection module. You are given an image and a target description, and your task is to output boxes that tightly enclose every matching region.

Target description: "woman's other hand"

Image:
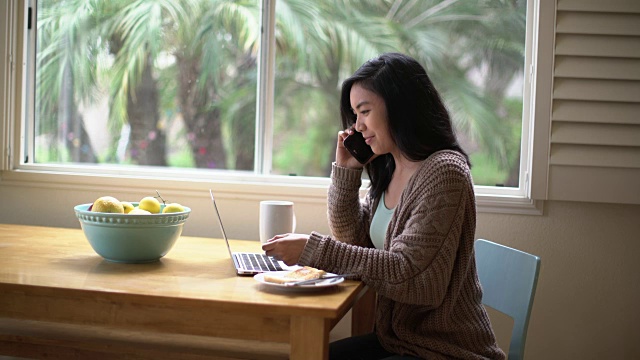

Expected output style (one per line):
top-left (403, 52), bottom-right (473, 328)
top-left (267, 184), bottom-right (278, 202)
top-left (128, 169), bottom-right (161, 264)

top-left (261, 233), bottom-right (310, 266)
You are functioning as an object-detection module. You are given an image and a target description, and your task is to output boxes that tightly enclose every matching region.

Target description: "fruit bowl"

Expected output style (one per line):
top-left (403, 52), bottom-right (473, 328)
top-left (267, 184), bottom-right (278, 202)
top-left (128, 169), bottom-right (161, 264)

top-left (74, 203), bottom-right (191, 263)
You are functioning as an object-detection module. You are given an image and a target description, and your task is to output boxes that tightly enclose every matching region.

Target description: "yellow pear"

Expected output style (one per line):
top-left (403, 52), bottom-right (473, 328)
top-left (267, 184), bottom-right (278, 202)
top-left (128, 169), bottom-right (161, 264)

top-left (121, 201), bottom-right (135, 214)
top-left (91, 196), bottom-right (124, 213)
top-left (138, 196), bottom-right (161, 214)
top-left (162, 203), bottom-right (185, 213)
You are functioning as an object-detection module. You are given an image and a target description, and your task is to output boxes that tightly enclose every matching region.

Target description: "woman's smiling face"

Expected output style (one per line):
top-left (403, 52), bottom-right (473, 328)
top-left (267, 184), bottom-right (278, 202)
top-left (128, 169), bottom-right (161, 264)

top-left (350, 83), bottom-right (395, 156)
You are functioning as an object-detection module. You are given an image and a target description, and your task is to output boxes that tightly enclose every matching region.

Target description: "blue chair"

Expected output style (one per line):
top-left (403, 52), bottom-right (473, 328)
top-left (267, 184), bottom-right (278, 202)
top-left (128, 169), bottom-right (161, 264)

top-left (475, 239), bottom-right (541, 360)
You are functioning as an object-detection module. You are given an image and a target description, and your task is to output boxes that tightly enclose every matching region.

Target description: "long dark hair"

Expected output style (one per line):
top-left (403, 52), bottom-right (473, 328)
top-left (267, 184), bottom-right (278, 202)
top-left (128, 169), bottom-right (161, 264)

top-left (340, 52), bottom-right (470, 201)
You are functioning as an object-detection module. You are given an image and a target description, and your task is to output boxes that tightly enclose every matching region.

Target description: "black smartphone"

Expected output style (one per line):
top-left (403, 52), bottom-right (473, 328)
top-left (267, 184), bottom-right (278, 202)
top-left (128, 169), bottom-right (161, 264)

top-left (343, 131), bottom-right (374, 164)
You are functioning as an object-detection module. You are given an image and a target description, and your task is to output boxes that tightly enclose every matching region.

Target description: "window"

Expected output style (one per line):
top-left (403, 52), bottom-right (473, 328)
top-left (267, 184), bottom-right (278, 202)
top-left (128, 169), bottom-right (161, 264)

top-left (270, 0), bottom-right (529, 185)
top-left (3, 0), bottom-right (549, 214)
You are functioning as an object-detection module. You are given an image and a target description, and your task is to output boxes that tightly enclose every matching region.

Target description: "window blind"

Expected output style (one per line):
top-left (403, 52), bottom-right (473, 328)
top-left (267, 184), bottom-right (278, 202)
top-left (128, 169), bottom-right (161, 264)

top-left (548, 0), bottom-right (640, 204)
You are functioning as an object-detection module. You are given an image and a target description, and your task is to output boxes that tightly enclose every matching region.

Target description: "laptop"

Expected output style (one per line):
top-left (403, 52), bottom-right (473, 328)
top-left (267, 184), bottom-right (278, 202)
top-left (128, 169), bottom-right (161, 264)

top-left (209, 189), bottom-right (286, 275)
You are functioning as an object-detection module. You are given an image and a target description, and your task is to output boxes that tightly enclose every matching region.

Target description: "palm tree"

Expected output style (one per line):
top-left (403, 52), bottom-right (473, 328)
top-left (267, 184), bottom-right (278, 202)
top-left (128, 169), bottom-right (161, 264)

top-left (360, 0), bottom-right (526, 178)
top-left (35, 0), bottom-right (526, 186)
top-left (36, 0), bottom-right (178, 166)
top-left (36, 0), bottom-right (100, 163)
top-left (101, 0), bottom-right (198, 166)
top-left (269, 0), bottom-right (401, 176)
top-left (176, 0), bottom-right (262, 170)
top-left (104, 0), bottom-right (263, 170)
top-left (268, 0), bottom-right (525, 180)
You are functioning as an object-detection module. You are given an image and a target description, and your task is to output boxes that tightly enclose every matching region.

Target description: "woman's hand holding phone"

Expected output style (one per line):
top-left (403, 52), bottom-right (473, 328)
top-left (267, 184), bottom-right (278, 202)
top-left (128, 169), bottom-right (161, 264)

top-left (336, 128), bottom-right (374, 168)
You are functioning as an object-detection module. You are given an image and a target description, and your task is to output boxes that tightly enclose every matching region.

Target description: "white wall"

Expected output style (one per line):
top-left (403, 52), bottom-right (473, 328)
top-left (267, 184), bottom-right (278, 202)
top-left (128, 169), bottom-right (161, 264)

top-left (477, 201), bottom-right (640, 359)
top-left (0, 185), bottom-right (638, 359)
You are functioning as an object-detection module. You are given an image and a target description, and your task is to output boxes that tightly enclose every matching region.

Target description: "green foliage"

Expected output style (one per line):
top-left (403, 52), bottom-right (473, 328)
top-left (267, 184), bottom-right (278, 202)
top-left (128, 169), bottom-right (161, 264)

top-left (34, 0), bottom-right (527, 186)
top-left (272, 87), bottom-right (337, 176)
top-left (167, 148), bottom-right (195, 168)
top-left (470, 152), bottom-right (508, 187)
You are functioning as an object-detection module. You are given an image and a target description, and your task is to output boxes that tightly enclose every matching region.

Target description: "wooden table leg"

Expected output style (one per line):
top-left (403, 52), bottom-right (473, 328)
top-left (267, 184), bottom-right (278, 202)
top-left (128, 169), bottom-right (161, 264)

top-left (290, 315), bottom-right (329, 360)
top-left (351, 287), bottom-right (376, 336)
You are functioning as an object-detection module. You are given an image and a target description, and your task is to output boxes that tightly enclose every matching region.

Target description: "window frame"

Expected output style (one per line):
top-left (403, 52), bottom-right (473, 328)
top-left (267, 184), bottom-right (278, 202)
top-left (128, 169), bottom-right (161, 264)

top-left (1, 0), bottom-right (552, 216)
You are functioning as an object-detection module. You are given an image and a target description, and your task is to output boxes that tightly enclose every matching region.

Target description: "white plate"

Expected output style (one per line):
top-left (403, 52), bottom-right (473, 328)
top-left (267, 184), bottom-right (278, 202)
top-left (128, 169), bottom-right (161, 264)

top-left (254, 271), bottom-right (344, 291)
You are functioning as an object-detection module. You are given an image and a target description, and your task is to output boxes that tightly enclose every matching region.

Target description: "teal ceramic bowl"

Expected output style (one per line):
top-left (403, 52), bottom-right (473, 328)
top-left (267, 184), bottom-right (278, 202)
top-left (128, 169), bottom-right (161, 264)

top-left (74, 203), bottom-right (191, 263)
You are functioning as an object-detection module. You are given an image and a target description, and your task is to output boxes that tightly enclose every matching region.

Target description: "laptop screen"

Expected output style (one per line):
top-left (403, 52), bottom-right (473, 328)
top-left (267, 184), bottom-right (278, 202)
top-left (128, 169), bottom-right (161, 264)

top-left (209, 189), bottom-right (234, 259)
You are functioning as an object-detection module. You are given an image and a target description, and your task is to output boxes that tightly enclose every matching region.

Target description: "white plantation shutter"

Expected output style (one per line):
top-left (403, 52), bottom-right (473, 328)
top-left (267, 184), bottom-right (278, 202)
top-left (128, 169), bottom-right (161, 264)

top-left (547, 0), bottom-right (640, 204)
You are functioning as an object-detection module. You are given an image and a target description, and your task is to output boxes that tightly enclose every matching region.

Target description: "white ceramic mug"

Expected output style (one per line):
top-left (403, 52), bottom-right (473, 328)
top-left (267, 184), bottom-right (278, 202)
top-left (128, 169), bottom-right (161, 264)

top-left (259, 200), bottom-right (296, 244)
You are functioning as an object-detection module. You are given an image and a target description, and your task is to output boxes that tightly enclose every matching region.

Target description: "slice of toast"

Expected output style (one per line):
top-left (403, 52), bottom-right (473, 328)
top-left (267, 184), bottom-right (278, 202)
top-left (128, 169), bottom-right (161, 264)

top-left (263, 266), bottom-right (326, 284)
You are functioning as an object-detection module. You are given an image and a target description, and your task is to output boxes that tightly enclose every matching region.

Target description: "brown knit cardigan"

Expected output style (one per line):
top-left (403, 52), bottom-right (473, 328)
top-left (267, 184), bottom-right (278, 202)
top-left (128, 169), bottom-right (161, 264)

top-left (298, 150), bottom-right (505, 359)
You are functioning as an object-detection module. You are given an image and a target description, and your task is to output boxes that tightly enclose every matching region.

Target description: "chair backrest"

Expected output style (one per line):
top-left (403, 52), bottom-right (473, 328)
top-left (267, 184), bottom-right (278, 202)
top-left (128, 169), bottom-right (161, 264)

top-left (474, 239), bottom-right (541, 360)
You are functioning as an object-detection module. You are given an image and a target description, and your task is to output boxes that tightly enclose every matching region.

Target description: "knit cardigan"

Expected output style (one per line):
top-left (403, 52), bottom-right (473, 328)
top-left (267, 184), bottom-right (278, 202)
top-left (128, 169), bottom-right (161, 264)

top-left (298, 150), bottom-right (505, 359)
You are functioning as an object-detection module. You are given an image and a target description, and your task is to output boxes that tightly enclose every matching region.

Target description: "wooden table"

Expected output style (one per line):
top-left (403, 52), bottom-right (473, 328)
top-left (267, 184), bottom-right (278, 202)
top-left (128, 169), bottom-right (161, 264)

top-left (0, 224), bottom-right (368, 360)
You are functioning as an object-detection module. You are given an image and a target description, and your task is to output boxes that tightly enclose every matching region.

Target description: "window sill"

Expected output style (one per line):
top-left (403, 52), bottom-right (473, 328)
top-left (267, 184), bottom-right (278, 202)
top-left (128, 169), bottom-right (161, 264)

top-left (0, 167), bottom-right (543, 215)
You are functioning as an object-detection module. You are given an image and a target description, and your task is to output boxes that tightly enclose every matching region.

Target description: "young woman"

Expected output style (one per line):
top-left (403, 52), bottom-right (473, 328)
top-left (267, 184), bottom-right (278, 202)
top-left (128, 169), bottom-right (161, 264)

top-left (262, 53), bottom-right (505, 360)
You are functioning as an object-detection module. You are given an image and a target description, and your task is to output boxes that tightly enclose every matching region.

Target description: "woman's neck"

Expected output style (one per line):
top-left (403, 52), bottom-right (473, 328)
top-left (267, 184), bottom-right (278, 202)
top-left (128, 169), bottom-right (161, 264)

top-left (384, 154), bottom-right (422, 209)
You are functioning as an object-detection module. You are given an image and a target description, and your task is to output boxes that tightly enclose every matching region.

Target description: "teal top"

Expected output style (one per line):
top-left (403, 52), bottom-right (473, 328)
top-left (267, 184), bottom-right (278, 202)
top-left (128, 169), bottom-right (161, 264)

top-left (369, 192), bottom-right (395, 249)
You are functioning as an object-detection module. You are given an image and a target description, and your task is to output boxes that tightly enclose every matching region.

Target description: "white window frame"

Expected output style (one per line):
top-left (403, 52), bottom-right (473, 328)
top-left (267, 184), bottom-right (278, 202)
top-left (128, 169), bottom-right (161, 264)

top-left (0, 0), bottom-right (553, 215)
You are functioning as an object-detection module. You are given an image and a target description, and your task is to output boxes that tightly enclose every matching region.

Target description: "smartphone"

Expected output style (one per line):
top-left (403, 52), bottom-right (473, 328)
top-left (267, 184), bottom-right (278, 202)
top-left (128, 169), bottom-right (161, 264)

top-left (343, 131), bottom-right (374, 164)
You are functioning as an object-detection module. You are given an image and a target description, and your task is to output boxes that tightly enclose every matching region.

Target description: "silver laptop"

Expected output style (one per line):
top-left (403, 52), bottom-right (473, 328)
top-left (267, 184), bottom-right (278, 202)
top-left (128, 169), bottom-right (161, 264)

top-left (209, 189), bottom-right (285, 275)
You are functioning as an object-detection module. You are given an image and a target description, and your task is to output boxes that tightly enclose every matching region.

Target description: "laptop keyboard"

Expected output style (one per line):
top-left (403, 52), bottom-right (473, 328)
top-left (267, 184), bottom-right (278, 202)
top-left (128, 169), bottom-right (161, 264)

top-left (238, 253), bottom-right (283, 272)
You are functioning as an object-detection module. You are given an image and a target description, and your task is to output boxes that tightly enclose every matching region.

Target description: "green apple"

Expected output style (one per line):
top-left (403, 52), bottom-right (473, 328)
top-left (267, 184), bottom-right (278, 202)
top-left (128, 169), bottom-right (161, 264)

top-left (121, 201), bottom-right (135, 214)
top-left (138, 196), bottom-right (161, 214)
top-left (91, 196), bottom-right (124, 213)
top-left (162, 203), bottom-right (185, 213)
